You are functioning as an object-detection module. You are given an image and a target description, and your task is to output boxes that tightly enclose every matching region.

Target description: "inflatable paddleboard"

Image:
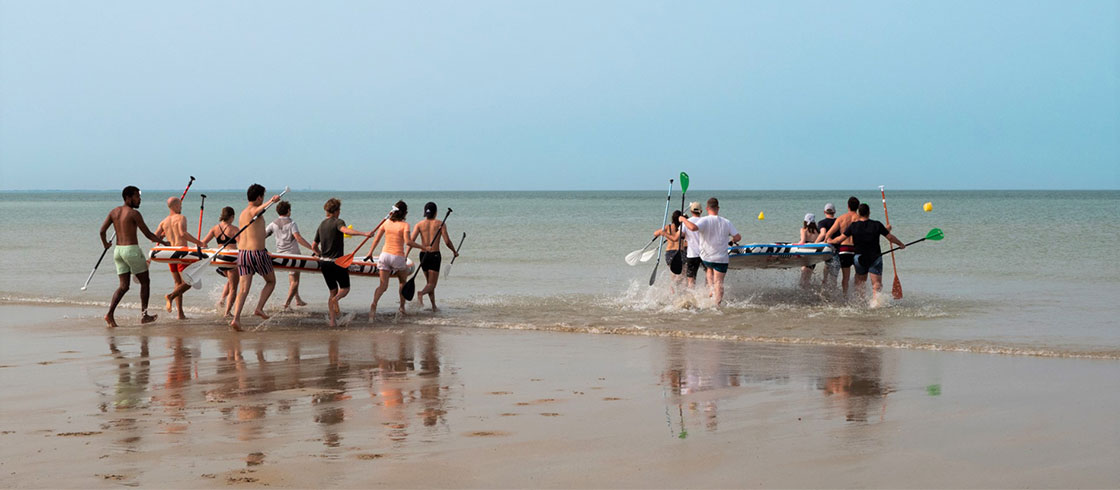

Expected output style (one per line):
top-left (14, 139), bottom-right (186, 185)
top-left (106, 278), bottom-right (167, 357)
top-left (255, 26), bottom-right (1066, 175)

top-left (727, 243), bottom-right (834, 270)
top-left (148, 246), bottom-right (414, 276)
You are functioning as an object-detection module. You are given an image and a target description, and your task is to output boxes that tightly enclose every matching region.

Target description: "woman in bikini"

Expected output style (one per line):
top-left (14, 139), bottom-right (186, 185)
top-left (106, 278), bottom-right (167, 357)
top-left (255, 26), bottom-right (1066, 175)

top-left (367, 201), bottom-right (422, 319)
top-left (201, 206), bottom-right (240, 317)
top-left (796, 213), bottom-right (819, 289)
top-left (653, 210), bottom-right (684, 284)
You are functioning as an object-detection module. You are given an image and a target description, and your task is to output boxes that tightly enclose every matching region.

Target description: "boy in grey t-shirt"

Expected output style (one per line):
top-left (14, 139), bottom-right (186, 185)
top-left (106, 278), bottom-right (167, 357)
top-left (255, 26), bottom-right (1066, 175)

top-left (265, 201), bottom-right (315, 308)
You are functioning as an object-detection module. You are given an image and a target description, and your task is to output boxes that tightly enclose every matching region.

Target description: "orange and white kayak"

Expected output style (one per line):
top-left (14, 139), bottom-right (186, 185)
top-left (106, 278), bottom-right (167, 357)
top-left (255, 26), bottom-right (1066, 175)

top-left (148, 246), bottom-right (413, 277)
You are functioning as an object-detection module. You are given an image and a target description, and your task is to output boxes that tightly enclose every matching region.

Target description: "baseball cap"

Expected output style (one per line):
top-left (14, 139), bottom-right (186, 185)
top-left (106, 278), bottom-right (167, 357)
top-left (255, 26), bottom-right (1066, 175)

top-left (804, 213), bottom-right (816, 224)
top-left (688, 202), bottom-right (702, 213)
top-left (824, 203), bottom-right (835, 213)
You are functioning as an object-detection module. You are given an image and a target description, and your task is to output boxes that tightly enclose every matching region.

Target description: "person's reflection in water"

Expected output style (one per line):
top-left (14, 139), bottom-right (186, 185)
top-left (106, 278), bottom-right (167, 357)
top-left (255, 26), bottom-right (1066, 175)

top-left (372, 332), bottom-right (415, 444)
top-left (660, 339), bottom-right (743, 436)
top-left (417, 334), bottom-right (446, 429)
top-left (315, 338), bottom-right (351, 449)
top-left (817, 348), bottom-right (892, 423)
top-left (102, 336), bottom-right (151, 457)
top-left (154, 337), bottom-right (193, 434)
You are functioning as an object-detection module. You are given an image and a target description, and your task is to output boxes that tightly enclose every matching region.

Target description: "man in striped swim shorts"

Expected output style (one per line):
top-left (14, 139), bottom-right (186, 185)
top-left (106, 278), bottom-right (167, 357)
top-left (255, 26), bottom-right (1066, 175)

top-left (231, 183), bottom-right (281, 331)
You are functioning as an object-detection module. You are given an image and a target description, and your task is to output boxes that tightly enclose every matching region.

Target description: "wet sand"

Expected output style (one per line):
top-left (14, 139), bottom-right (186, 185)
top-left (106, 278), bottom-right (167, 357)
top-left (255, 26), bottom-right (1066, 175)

top-left (1, 302), bottom-right (1117, 488)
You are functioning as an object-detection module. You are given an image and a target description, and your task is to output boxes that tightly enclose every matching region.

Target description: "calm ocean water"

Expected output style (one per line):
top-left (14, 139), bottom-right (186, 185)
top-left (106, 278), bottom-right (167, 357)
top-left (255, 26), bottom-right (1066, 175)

top-left (1, 190), bottom-right (1117, 358)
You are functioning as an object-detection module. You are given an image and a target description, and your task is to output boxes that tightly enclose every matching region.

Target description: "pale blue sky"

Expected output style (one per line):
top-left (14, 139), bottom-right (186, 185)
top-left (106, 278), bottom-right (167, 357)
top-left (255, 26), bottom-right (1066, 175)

top-left (1, 1), bottom-right (1116, 191)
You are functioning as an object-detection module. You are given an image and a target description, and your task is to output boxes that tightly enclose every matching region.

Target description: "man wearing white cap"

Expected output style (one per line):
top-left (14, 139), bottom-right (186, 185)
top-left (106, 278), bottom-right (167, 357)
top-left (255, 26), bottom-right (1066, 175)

top-left (814, 203), bottom-right (840, 289)
top-left (681, 201), bottom-right (705, 288)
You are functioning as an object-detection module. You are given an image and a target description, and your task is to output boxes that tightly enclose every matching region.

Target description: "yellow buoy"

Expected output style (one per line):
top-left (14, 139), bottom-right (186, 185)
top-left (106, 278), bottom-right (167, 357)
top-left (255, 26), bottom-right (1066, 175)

top-left (923, 202), bottom-right (933, 212)
top-left (344, 225), bottom-right (354, 238)
top-left (757, 211), bottom-right (765, 220)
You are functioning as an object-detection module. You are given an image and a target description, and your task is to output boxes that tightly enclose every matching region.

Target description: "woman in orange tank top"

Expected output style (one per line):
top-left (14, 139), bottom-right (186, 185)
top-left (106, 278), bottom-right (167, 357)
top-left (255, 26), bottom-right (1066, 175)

top-left (367, 201), bottom-right (421, 318)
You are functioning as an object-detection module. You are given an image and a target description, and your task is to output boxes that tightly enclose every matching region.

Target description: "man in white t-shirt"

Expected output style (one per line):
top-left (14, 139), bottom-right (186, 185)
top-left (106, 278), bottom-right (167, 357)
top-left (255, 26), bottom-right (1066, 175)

top-left (680, 197), bottom-right (741, 306)
top-left (680, 202), bottom-right (705, 288)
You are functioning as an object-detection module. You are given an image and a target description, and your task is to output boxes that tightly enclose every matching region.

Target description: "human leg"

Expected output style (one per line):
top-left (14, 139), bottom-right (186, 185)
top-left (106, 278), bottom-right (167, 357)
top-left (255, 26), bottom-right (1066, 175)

top-left (712, 270), bottom-right (727, 306)
top-left (106, 273), bottom-right (131, 328)
top-left (329, 287), bottom-right (349, 327)
top-left (232, 273), bottom-right (253, 331)
top-left (137, 271), bottom-right (157, 324)
top-left (395, 270), bottom-right (409, 315)
top-left (254, 269), bottom-right (276, 320)
top-left (370, 270), bottom-right (391, 320)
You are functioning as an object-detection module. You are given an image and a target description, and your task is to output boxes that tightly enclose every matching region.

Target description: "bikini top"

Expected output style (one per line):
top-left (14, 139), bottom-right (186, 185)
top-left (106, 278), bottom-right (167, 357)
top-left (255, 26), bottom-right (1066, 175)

top-left (217, 225), bottom-right (236, 246)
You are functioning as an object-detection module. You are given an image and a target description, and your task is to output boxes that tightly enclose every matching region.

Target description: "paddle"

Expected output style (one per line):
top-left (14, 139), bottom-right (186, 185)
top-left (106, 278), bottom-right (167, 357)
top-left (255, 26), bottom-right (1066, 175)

top-left (182, 186), bottom-right (290, 288)
top-left (443, 232), bottom-right (467, 278)
top-left (669, 172), bottom-right (689, 274)
top-left (401, 208), bottom-right (453, 301)
top-left (334, 207), bottom-right (396, 269)
top-left (625, 236), bottom-right (658, 266)
top-left (649, 179), bottom-right (674, 286)
top-left (82, 177), bottom-right (194, 291)
top-left (880, 185), bottom-right (902, 299)
top-left (197, 193), bottom-right (207, 238)
top-left (877, 228), bottom-right (944, 257)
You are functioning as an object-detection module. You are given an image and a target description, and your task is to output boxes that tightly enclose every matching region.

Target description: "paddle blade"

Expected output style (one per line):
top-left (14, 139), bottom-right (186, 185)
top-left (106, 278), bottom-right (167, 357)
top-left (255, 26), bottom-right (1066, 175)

top-left (401, 277), bottom-right (416, 301)
top-left (648, 264), bottom-right (658, 286)
top-left (669, 252), bottom-right (683, 275)
top-left (927, 228), bottom-right (944, 241)
top-left (640, 248), bottom-right (657, 262)
top-left (181, 258), bottom-right (209, 288)
top-left (334, 253), bottom-right (355, 269)
top-left (625, 248), bottom-right (644, 266)
top-left (442, 262), bottom-right (452, 279)
top-left (679, 172), bottom-right (689, 194)
top-left (892, 275), bottom-right (903, 300)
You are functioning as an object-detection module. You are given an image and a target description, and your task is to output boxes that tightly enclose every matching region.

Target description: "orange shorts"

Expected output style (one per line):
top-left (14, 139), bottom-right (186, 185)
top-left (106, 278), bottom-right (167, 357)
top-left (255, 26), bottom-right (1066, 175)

top-left (169, 263), bottom-right (188, 273)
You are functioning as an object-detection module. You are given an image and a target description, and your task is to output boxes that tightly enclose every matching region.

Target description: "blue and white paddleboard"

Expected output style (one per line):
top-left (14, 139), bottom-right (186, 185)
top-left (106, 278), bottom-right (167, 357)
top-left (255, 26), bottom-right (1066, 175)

top-left (727, 243), bottom-right (835, 270)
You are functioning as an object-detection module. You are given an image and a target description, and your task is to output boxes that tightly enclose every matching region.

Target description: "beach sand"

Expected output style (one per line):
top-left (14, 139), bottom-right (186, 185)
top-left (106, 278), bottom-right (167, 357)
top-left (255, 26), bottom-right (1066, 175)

top-left (1, 302), bottom-right (1117, 488)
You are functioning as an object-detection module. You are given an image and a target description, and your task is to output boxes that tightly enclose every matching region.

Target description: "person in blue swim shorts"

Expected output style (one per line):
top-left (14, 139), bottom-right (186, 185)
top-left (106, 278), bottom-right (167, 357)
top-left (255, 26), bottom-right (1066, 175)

top-left (679, 197), bottom-right (741, 307)
top-left (829, 203), bottom-right (906, 305)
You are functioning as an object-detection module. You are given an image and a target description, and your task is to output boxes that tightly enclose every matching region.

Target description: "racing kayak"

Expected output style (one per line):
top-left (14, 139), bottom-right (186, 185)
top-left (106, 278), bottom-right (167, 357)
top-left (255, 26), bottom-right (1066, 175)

top-left (728, 243), bottom-right (834, 270)
top-left (148, 246), bottom-right (414, 276)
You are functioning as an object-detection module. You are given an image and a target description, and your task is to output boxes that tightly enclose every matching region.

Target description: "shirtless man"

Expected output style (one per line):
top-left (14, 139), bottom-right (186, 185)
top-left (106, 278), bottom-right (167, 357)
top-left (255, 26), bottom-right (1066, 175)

top-left (824, 197), bottom-right (861, 296)
top-left (231, 183), bottom-right (281, 331)
top-left (156, 197), bottom-right (205, 319)
top-left (99, 186), bottom-right (169, 328)
top-left (408, 202), bottom-right (459, 311)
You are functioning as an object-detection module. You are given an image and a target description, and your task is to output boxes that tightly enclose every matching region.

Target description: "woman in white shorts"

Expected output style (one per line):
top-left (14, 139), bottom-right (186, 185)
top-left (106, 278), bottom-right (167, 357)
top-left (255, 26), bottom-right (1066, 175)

top-left (367, 201), bottom-right (421, 317)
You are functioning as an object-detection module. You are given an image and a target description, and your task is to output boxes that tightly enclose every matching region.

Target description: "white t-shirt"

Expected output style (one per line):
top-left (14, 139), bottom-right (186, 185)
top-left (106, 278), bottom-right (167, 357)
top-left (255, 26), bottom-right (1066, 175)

top-left (694, 215), bottom-right (739, 263)
top-left (266, 216), bottom-right (302, 254)
top-left (683, 216), bottom-right (702, 258)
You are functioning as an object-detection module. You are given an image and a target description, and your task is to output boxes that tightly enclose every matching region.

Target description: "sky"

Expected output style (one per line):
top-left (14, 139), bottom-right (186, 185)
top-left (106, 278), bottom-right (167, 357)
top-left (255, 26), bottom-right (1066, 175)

top-left (0, 0), bottom-right (1116, 191)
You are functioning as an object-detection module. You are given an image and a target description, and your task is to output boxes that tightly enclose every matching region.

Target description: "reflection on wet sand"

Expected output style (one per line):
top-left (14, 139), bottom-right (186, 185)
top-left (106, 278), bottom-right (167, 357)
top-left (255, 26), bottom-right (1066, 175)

top-left (817, 347), bottom-right (893, 423)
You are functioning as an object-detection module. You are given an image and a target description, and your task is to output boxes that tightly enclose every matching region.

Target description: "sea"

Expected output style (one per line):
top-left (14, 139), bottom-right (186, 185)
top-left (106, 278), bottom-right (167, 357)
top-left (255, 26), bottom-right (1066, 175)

top-left (1, 189), bottom-right (1117, 359)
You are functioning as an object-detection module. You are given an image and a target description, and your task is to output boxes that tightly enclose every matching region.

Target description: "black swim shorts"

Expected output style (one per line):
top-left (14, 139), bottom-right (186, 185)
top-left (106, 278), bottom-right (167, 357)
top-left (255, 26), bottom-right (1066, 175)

top-left (320, 260), bottom-right (351, 291)
top-left (419, 251), bottom-right (442, 272)
top-left (685, 256), bottom-right (702, 278)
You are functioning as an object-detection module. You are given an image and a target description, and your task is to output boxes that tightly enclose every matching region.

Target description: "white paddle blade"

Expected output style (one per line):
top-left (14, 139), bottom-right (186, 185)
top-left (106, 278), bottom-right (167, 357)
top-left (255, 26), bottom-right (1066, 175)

top-left (640, 248), bottom-right (658, 262)
top-left (182, 258), bottom-right (209, 288)
top-left (625, 248), bottom-right (645, 266)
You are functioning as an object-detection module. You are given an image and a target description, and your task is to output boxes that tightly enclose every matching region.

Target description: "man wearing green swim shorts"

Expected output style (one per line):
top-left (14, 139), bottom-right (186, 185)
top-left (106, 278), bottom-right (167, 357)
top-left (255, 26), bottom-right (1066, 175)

top-left (99, 186), bottom-right (168, 328)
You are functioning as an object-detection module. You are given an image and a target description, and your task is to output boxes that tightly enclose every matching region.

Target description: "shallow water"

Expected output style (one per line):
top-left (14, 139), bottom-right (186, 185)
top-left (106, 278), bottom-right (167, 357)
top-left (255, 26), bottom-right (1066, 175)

top-left (1, 189), bottom-right (1117, 358)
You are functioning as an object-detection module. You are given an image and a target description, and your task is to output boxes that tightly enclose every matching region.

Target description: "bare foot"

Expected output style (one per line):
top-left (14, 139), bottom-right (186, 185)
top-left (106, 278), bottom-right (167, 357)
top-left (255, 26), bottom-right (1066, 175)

top-left (104, 315), bottom-right (118, 328)
top-left (368, 309), bottom-right (377, 323)
top-left (430, 305), bottom-right (439, 312)
top-left (141, 313), bottom-right (158, 324)
top-left (254, 310), bottom-right (270, 320)
top-left (223, 309), bottom-right (232, 318)
top-left (178, 313), bottom-right (188, 320)
top-left (164, 294), bottom-right (173, 312)
top-left (397, 307), bottom-right (407, 317)
top-left (296, 298), bottom-right (307, 307)
top-left (283, 303), bottom-right (291, 310)
top-left (229, 320), bottom-right (242, 331)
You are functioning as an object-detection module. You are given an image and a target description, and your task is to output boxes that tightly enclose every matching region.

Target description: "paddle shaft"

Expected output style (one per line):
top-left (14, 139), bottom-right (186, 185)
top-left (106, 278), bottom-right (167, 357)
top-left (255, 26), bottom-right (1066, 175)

top-left (197, 194), bottom-right (207, 238)
top-left (878, 236), bottom-right (933, 257)
top-left (649, 179), bottom-right (674, 286)
top-left (449, 232), bottom-right (466, 265)
top-left (880, 186), bottom-right (902, 298)
top-left (180, 176), bottom-right (195, 201)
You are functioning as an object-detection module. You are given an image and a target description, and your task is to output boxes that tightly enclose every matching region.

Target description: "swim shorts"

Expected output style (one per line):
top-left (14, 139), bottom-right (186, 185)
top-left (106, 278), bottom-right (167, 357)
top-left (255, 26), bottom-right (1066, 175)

top-left (419, 251), bottom-right (442, 272)
top-left (319, 261), bottom-right (350, 291)
top-left (377, 252), bottom-right (409, 274)
top-left (837, 245), bottom-right (856, 268)
top-left (823, 253), bottom-right (840, 278)
top-left (853, 254), bottom-right (884, 276)
top-left (237, 249), bottom-right (274, 276)
top-left (701, 261), bottom-right (729, 274)
top-left (665, 250), bottom-right (681, 272)
top-left (113, 245), bottom-right (148, 275)
top-left (168, 263), bottom-right (188, 273)
top-left (685, 256), bottom-right (702, 278)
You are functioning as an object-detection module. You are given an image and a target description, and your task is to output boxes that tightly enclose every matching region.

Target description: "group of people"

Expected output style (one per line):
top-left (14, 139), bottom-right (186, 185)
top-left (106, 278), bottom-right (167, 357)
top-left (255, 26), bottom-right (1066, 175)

top-left (99, 184), bottom-right (459, 330)
top-left (651, 195), bottom-right (905, 307)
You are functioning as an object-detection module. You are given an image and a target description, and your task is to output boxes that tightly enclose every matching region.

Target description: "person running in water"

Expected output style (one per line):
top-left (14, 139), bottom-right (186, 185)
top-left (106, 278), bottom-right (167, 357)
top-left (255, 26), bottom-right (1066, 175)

top-left (312, 198), bottom-right (372, 327)
top-left (679, 197), bottom-right (741, 307)
top-left (99, 186), bottom-right (168, 328)
top-left (231, 184), bottom-right (281, 331)
top-left (200, 206), bottom-right (239, 317)
top-left (266, 200), bottom-right (315, 309)
top-left (156, 196), bottom-right (205, 319)
top-left (814, 203), bottom-right (839, 289)
top-left (797, 213), bottom-right (819, 289)
top-left (829, 203), bottom-right (906, 306)
top-left (409, 202), bottom-right (459, 311)
top-left (680, 202), bottom-right (705, 289)
top-left (654, 210), bottom-right (684, 285)
top-left (824, 197), bottom-right (861, 296)
top-left (367, 201), bottom-right (422, 318)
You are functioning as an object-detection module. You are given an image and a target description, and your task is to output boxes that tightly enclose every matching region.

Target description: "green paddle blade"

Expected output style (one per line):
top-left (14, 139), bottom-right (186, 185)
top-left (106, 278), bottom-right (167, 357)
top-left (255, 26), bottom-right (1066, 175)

top-left (679, 172), bottom-right (689, 194)
top-left (926, 228), bottom-right (944, 241)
